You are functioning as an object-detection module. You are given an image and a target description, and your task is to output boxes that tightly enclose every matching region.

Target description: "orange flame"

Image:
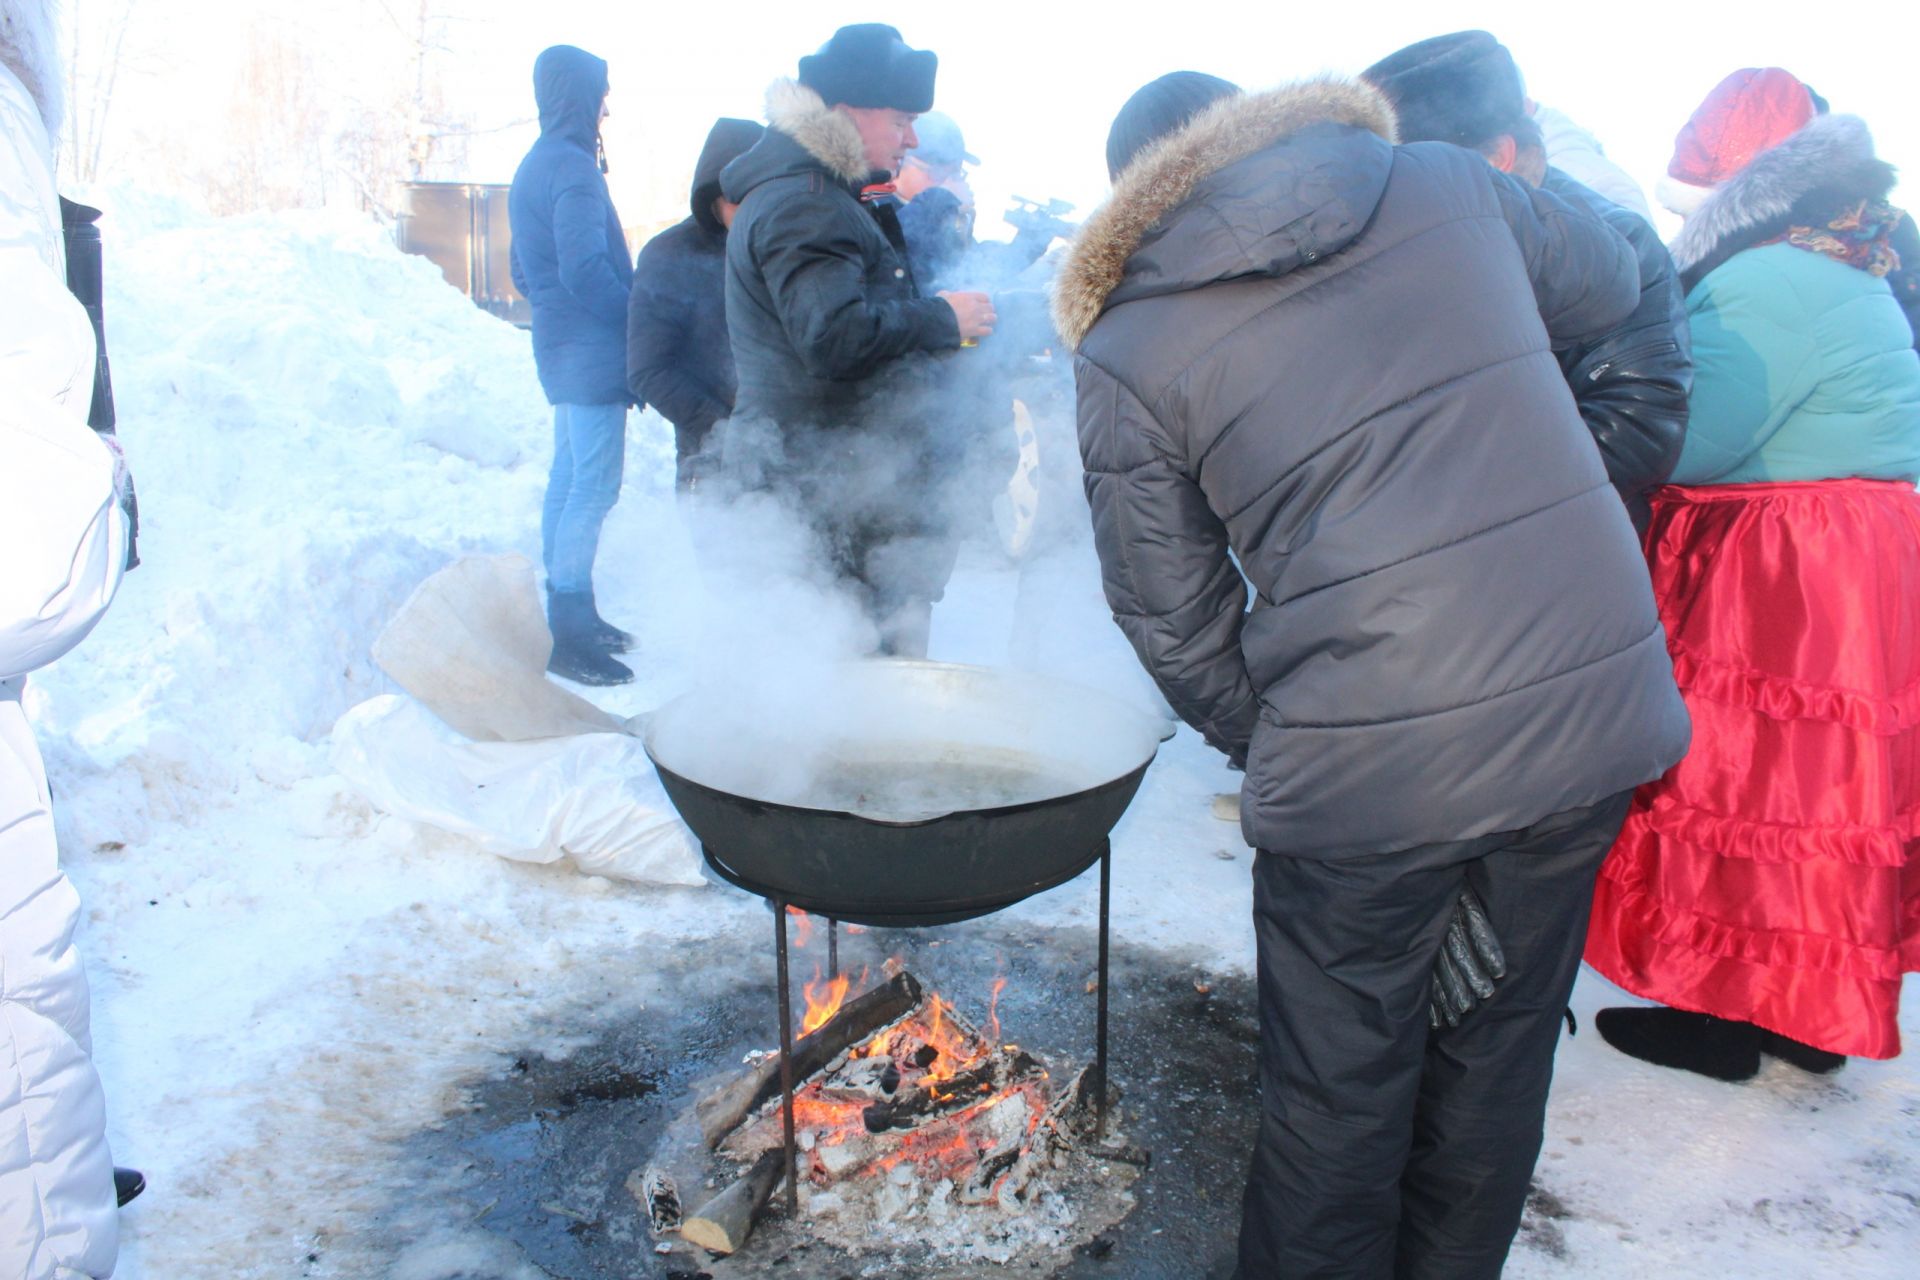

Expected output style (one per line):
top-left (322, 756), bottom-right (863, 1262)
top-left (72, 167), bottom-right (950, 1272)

top-left (786, 906), bottom-right (813, 950)
top-left (751, 972), bottom-right (1056, 1190)
top-left (801, 966), bottom-right (851, 1036)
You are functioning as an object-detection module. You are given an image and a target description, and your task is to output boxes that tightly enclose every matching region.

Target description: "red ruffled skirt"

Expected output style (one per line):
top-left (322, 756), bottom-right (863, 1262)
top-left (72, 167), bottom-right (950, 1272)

top-left (1586, 479), bottom-right (1920, 1059)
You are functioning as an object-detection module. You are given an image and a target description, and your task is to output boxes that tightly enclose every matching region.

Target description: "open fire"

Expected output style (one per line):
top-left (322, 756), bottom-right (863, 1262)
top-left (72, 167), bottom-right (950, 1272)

top-left (669, 928), bottom-right (1142, 1262)
top-left (725, 963), bottom-right (1064, 1203)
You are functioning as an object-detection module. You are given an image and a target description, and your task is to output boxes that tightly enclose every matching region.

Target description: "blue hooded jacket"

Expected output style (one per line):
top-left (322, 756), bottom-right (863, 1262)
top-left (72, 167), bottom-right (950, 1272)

top-left (508, 46), bottom-right (633, 405)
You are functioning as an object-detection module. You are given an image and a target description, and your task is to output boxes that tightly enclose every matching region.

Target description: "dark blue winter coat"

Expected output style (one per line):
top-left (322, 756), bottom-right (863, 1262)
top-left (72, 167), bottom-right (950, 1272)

top-left (508, 46), bottom-right (633, 406)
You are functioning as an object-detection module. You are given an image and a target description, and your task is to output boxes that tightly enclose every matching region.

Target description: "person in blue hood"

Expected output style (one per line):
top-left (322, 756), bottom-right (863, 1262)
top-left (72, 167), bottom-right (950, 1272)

top-left (508, 44), bottom-right (636, 686)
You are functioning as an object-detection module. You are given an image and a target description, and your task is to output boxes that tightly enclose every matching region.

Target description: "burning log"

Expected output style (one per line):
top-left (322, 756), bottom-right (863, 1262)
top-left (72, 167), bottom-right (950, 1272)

top-left (860, 1049), bottom-right (1039, 1133)
top-left (680, 1149), bottom-right (786, 1256)
top-left (697, 971), bottom-right (923, 1148)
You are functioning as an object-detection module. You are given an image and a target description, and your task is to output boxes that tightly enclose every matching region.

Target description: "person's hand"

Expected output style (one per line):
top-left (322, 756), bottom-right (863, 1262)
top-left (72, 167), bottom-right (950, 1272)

top-left (1427, 886), bottom-right (1507, 1029)
top-left (98, 433), bottom-right (132, 504)
top-left (938, 290), bottom-right (996, 341)
top-left (98, 432), bottom-right (141, 571)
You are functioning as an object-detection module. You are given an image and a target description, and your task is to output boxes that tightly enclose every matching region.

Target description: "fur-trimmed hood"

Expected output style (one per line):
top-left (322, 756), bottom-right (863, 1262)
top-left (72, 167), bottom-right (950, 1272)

top-left (1670, 114), bottom-right (1895, 284)
top-left (721, 78), bottom-right (879, 205)
top-left (765, 77), bottom-right (871, 185)
top-left (1053, 77), bottom-right (1398, 350)
top-left (0, 0), bottom-right (62, 138)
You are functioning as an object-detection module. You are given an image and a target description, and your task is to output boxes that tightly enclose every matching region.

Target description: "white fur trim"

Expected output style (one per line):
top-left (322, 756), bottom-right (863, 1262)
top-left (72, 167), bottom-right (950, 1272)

top-left (763, 78), bottom-right (869, 185)
top-left (1656, 174), bottom-right (1712, 219)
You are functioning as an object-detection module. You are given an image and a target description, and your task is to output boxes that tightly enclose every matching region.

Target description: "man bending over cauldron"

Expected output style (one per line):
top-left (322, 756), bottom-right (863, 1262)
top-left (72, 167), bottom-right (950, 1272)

top-left (1055, 72), bottom-right (1691, 1277)
top-left (715, 24), bottom-right (996, 656)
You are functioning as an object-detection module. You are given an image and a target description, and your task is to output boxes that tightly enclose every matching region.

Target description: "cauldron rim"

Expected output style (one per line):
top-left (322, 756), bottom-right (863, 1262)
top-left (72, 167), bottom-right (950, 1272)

top-left (641, 660), bottom-right (1166, 923)
top-left (642, 657), bottom-right (1169, 822)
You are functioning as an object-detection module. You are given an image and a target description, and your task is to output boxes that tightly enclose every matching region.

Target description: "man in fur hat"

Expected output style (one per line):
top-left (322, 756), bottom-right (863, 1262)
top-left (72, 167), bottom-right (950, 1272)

top-left (1057, 71), bottom-right (1689, 1277)
top-left (3, 2), bottom-right (133, 1273)
top-left (1365, 30), bottom-right (1693, 533)
top-left (718, 24), bottom-right (995, 656)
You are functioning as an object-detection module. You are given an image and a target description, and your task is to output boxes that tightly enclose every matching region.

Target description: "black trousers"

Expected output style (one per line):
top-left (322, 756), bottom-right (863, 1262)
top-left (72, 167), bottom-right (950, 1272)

top-left (1238, 792), bottom-right (1632, 1280)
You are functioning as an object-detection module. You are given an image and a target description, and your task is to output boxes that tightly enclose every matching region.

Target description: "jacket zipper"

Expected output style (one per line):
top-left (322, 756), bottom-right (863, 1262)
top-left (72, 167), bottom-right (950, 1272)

top-left (1585, 340), bottom-right (1680, 383)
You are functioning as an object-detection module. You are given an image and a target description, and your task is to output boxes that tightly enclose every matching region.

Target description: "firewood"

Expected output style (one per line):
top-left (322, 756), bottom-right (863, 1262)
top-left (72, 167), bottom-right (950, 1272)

top-left (679, 1149), bottom-right (785, 1255)
top-left (697, 972), bottom-right (923, 1148)
top-left (861, 1058), bottom-right (1004, 1133)
top-left (624, 1166), bottom-right (681, 1235)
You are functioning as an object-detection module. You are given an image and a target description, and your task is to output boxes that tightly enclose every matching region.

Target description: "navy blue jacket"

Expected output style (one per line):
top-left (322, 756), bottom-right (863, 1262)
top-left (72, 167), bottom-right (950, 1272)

top-left (508, 46), bottom-right (633, 405)
top-left (628, 217), bottom-right (730, 460)
top-left (627, 118), bottom-right (763, 473)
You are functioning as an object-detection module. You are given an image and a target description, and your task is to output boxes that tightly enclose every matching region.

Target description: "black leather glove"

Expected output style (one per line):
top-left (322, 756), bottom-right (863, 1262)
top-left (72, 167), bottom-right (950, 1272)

top-left (1427, 886), bottom-right (1507, 1029)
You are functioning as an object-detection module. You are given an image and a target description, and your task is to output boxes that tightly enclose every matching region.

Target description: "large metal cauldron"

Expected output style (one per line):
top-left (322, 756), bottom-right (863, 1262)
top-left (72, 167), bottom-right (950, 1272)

top-left (644, 660), bottom-right (1167, 926)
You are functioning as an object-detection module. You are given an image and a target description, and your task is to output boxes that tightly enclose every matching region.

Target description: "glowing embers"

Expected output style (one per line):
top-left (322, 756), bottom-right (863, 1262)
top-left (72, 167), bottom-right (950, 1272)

top-left (719, 967), bottom-right (1113, 1217)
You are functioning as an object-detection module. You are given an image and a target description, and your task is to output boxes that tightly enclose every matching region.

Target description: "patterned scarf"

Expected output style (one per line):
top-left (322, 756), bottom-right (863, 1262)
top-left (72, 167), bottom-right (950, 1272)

top-left (1773, 200), bottom-right (1905, 276)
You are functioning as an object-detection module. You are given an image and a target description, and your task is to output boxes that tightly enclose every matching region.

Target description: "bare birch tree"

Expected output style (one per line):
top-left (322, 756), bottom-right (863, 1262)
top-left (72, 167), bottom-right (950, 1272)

top-left (62, 0), bottom-right (139, 183)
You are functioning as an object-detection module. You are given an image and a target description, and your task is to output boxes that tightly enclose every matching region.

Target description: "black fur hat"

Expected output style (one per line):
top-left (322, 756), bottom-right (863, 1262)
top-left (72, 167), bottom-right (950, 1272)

top-left (1363, 30), bottom-right (1525, 148)
top-left (798, 24), bottom-right (938, 114)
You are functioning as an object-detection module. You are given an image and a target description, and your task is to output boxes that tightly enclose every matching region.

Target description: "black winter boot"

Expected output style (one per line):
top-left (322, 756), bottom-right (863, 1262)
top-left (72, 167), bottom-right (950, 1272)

top-left (546, 585), bottom-right (634, 654)
top-left (114, 1167), bottom-right (146, 1207)
top-left (1594, 1006), bottom-right (1761, 1082)
top-left (547, 591), bottom-right (633, 686)
top-left (1758, 1029), bottom-right (1846, 1074)
top-left (585, 587), bottom-right (635, 654)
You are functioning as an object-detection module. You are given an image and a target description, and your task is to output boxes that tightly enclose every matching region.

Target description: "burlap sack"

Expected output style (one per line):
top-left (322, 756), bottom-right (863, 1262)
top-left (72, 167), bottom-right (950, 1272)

top-left (371, 553), bottom-right (621, 741)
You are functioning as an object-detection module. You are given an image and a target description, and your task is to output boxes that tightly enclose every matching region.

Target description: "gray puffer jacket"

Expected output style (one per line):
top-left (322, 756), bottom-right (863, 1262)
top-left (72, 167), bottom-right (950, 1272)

top-left (1054, 79), bottom-right (1690, 858)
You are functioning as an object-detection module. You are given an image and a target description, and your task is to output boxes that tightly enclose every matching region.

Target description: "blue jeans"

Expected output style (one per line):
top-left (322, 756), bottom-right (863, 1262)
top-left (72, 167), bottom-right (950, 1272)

top-left (541, 402), bottom-right (627, 593)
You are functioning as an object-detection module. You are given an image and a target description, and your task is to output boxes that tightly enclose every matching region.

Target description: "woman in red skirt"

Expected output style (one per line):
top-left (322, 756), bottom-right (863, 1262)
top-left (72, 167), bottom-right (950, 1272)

top-left (1587, 69), bottom-right (1920, 1079)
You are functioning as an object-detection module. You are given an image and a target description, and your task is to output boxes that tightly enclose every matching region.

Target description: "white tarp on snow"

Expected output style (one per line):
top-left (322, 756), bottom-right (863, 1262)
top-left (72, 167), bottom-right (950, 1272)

top-left (330, 695), bottom-right (702, 886)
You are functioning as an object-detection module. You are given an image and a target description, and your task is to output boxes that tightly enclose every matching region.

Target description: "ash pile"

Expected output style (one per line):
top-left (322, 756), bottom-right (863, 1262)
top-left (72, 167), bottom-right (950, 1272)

top-left (643, 967), bottom-right (1147, 1270)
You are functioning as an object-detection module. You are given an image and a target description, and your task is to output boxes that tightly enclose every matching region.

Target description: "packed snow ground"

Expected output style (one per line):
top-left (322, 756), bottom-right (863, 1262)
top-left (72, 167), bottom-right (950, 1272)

top-left (28, 194), bottom-right (1919, 1278)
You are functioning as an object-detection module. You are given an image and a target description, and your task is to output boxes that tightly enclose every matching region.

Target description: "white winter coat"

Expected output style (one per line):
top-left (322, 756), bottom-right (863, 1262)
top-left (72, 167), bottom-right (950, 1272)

top-left (1535, 103), bottom-right (1655, 224)
top-left (1, 48), bottom-right (125, 1280)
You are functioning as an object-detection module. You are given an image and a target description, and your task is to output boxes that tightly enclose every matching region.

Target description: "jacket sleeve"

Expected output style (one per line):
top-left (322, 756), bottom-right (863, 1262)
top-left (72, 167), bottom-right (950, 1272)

top-left (551, 157), bottom-right (632, 328)
top-left (1491, 168), bottom-right (1640, 347)
top-left (751, 191), bottom-right (960, 381)
top-left (627, 250), bottom-right (728, 430)
top-left (1076, 357), bottom-right (1258, 766)
top-left (1, 401), bottom-right (126, 680)
top-left (1670, 257), bottom-right (1819, 483)
top-left (1560, 217), bottom-right (1693, 506)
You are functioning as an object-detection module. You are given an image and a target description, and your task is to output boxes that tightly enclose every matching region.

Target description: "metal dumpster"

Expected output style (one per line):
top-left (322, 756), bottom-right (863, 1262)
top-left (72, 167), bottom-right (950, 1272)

top-left (396, 182), bottom-right (530, 326)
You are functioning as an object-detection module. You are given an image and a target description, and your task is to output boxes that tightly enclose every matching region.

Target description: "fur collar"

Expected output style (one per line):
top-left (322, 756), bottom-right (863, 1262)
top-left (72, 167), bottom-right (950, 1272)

top-left (1670, 114), bottom-right (1891, 277)
top-left (0, 0), bottom-right (62, 138)
top-left (1052, 77), bottom-right (1398, 350)
top-left (764, 78), bottom-right (870, 185)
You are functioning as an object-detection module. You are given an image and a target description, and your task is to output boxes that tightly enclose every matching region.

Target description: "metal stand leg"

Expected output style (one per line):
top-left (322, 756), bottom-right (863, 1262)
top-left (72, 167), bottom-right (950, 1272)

top-left (828, 917), bottom-right (839, 980)
top-left (1096, 840), bottom-right (1111, 1140)
top-left (774, 898), bottom-right (799, 1216)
